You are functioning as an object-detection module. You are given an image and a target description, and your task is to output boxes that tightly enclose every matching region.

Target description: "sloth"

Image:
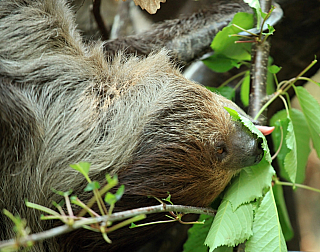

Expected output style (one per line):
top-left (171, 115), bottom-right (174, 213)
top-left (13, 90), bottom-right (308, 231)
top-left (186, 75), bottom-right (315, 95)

top-left (0, 0), bottom-right (268, 251)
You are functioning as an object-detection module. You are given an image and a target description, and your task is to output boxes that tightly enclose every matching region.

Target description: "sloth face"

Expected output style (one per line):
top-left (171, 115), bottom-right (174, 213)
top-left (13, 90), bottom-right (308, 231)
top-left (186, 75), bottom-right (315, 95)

top-left (115, 78), bottom-right (264, 207)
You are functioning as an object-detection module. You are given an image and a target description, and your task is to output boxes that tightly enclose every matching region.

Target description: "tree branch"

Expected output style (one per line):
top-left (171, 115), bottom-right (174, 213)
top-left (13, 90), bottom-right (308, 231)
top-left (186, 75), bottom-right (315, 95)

top-left (0, 204), bottom-right (216, 250)
top-left (248, 41), bottom-right (270, 123)
top-left (104, 2), bottom-right (251, 66)
top-left (248, 0), bottom-right (273, 123)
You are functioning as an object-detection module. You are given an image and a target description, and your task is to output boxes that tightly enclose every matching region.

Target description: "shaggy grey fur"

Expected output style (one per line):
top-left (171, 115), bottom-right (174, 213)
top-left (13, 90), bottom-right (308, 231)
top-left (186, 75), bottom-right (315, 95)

top-left (0, 1), bottom-right (262, 251)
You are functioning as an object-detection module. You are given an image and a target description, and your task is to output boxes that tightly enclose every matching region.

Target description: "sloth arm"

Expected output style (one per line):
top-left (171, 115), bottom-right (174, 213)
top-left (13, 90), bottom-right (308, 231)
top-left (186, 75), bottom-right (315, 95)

top-left (104, 1), bottom-right (250, 66)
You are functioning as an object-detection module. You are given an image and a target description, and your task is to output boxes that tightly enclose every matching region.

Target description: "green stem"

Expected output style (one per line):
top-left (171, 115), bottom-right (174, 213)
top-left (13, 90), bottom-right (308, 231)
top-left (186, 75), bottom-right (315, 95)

top-left (219, 71), bottom-right (247, 88)
top-left (71, 198), bottom-right (98, 217)
top-left (130, 218), bottom-right (177, 229)
top-left (64, 195), bottom-right (74, 218)
top-left (284, 92), bottom-right (291, 110)
top-left (273, 73), bottom-right (279, 88)
top-left (279, 95), bottom-right (289, 114)
top-left (297, 76), bottom-right (320, 85)
top-left (101, 228), bottom-right (112, 244)
top-left (253, 90), bottom-right (280, 121)
top-left (230, 34), bottom-right (254, 40)
top-left (283, 59), bottom-right (317, 93)
top-left (108, 203), bottom-right (114, 216)
top-left (275, 180), bottom-right (320, 194)
top-left (78, 182), bottom-right (117, 217)
top-left (93, 190), bottom-right (105, 216)
top-left (262, 59), bottom-right (318, 116)
top-left (107, 214), bottom-right (146, 232)
top-left (234, 76), bottom-right (246, 90)
top-left (232, 24), bottom-right (258, 37)
top-left (259, 6), bottom-right (276, 41)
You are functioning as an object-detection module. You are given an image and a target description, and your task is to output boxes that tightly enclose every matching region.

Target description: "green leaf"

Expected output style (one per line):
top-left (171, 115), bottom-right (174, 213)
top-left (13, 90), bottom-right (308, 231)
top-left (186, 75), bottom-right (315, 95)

top-left (205, 201), bottom-right (253, 251)
top-left (211, 12), bottom-right (254, 61)
top-left (106, 174), bottom-right (118, 185)
top-left (243, 0), bottom-right (262, 28)
top-left (104, 185), bottom-right (125, 205)
top-left (84, 181), bottom-right (101, 192)
top-left (246, 188), bottom-right (287, 252)
top-left (202, 57), bottom-right (226, 73)
top-left (273, 184), bottom-right (294, 241)
top-left (163, 193), bottom-right (174, 205)
top-left (268, 65), bottom-right (282, 74)
top-left (285, 117), bottom-right (297, 183)
top-left (206, 86), bottom-right (235, 101)
top-left (114, 185), bottom-right (125, 201)
top-left (240, 71), bottom-right (250, 107)
top-left (104, 192), bottom-right (117, 205)
top-left (224, 107), bottom-right (240, 120)
top-left (294, 86), bottom-right (320, 158)
top-left (268, 24), bottom-right (275, 33)
top-left (223, 159), bottom-right (275, 210)
top-left (70, 162), bottom-right (91, 177)
top-left (213, 246), bottom-right (233, 252)
top-left (269, 109), bottom-right (299, 184)
top-left (270, 111), bottom-right (289, 181)
top-left (223, 108), bottom-right (275, 211)
top-left (183, 215), bottom-right (214, 252)
top-left (283, 118), bottom-right (297, 183)
top-left (262, 24), bottom-right (275, 36)
top-left (203, 54), bottom-right (241, 73)
top-left (290, 109), bottom-right (310, 183)
top-left (205, 11), bottom-right (255, 73)
top-left (243, 0), bottom-right (261, 10)
top-left (130, 223), bottom-right (137, 228)
top-left (270, 109), bottom-right (310, 183)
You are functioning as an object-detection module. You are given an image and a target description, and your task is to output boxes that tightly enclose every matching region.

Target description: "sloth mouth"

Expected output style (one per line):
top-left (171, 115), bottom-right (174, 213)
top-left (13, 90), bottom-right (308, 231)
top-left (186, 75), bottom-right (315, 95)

top-left (256, 125), bottom-right (275, 136)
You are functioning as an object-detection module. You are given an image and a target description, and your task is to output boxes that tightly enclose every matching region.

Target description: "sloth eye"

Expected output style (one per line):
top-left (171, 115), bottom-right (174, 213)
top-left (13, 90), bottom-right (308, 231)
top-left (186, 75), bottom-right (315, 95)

top-left (217, 147), bottom-right (224, 154)
top-left (215, 143), bottom-right (228, 161)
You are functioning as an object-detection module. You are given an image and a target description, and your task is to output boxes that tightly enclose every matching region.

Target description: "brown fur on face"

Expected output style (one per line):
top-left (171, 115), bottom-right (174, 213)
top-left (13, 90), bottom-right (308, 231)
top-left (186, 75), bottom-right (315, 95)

top-left (118, 85), bottom-right (239, 207)
top-left (0, 1), bottom-right (262, 251)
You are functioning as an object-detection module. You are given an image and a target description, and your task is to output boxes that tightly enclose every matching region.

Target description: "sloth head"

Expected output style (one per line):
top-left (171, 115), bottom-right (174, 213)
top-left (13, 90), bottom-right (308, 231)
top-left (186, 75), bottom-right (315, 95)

top-left (98, 51), bottom-right (264, 208)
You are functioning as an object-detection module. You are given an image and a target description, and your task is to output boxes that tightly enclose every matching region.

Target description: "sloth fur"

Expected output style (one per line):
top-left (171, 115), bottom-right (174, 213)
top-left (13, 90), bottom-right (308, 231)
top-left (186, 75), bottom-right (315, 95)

top-left (0, 0), bottom-right (262, 251)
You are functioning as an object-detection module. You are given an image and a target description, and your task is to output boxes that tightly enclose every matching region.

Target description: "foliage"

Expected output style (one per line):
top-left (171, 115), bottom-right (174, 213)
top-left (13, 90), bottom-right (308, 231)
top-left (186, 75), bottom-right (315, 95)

top-left (203, 12), bottom-right (253, 73)
top-left (1, 163), bottom-right (146, 250)
top-left (184, 0), bottom-right (320, 251)
top-left (2, 0), bottom-right (320, 251)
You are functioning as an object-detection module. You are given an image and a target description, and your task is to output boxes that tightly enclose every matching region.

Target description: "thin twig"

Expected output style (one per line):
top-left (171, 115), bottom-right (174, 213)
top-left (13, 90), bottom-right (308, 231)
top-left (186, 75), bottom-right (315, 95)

top-left (220, 70), bottom-right (247, 88)
top-left (271, 123), bottom-right (283, 161)
top-left (0, 204), bottom-right (216, 249)
top-left (274, 179), bottom-right (320, 194)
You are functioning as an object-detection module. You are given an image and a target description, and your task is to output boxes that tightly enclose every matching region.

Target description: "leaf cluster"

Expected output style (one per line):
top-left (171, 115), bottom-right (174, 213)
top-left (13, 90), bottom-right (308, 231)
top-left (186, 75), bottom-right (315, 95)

top-left (185, 110), bottom-right (285, 252)
top-left (185, 0), bottom-right (320, 251)
top-left (203, 1), bottom-right (277, 106)
top-left (26, 162), bottom-right (144, 244)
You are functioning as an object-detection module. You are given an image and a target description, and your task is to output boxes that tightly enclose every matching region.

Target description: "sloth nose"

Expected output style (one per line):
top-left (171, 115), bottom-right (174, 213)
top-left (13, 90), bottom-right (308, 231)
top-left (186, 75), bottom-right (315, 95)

top-left (239, 137), bottom-right (263, 168)
top-left (232, 122), bottom-right (264, 168)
